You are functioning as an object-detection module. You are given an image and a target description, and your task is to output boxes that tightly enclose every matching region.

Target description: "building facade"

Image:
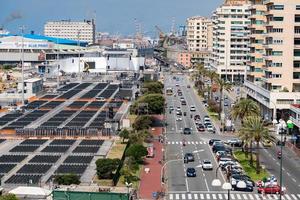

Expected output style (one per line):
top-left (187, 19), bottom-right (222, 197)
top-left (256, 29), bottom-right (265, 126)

top-left (211, 0), bottom-right (251, 83)
top-left (245, 0), bottom-right (300, 120)
top-left (44, 19), bottom-right (95, 44)
top-left (186, 16), bottom-right (213, 52)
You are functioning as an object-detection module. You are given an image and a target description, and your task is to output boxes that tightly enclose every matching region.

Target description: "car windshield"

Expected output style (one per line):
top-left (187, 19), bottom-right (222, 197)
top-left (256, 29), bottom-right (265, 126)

top-left (203, 160), bottom-right (211, 164)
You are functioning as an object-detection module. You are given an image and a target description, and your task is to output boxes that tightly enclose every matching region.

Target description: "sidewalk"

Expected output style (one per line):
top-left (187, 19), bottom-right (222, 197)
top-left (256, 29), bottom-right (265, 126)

top-left (138, 116), bottom-right (164, 200)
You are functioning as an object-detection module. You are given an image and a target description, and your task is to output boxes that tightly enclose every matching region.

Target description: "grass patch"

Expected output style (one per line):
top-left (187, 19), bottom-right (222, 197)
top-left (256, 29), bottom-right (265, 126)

top-left (107, 139), bottom-right (127, 159)
top-left (207, 110), bottom-right (219, 121)
top-left (93, 176), bottom-right (113, 186)
top-left (233, 151), bottom-right (269, 181)
top-left (117, 165), bottom-right (142, 189)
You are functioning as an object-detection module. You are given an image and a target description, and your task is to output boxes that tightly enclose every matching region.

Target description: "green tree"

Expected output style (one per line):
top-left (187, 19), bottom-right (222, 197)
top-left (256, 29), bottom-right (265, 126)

top-left (125, 144), bottom-right (148, 163)
top-left (132, 115), bottom-right (153, 131)
top-left (0, 194), bottom-right (19, 200)
top-left (214, 77), bottom-right (232, 120)
top-left (231, 99), bottom-right (260, 162)
top-left (119, 129), bottom-right (130, 143)
top-left (230, 99), bottom-right (260, 123)
top-left (54, 174), bottom-right (80, 185)
top-left (240, 116), bottom-right (271, 174)
top-left (205, 70), bottom-right (218, 100)
top-left (131, 94), bottom-right (165, 115)
top-left (142, 81), bottom-right (164, 94)
top-left (96, 158), bottom-right (121, 179)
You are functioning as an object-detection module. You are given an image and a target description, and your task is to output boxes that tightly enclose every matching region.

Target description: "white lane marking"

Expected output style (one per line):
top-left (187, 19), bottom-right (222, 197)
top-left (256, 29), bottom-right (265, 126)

top-left (242, 194), bottom-right (248, 200)
top-left (188, 141), bottom-right (191, 145)
top-left (230, 194), bottom-right (235, 199)
top-left (200, 194), bottom-right (204, 199)
top-left (298, 194), bottom-right (300, 199)
top-left (187, 193), bottom-right (192, 199)
top-left (292, 178), bottom-right (297, 182)
top-left (249, 194), bottom-right (254, 200)
top-left (212, 194), bottom-right (216, 199)
top-left (254, 194), bottom-right (260, 200)
top-left (195, 141), bottom-right (199, 145)
top-left (185, 178), bottom-right (189, 192)
top-left (176, 141), bottom-right (178, 145)
top-left (169, 194), bottom-right (173, 200)
top-left (181, 194), bottom-right (186, 200)
top-left (194, 193), bottom-right (198, 200)
top-left (206, 193), bottom-right (211, 199)
top-left (175, 194), bottom-right (180, 200)
top-left (287, 172), bottom-right (291, 176)
top-left (218, 193), bottom-right (223, 199)
top-left (204, 178), bottom-right (210, 192)
top-left (191, 141), bottom-right (194, 144)
top-left (291, 194), bottom-right (298, 200)
top-left (285, 194), bottom-right (293, 200)
top-left (236, 194), bottom-right (242, 200)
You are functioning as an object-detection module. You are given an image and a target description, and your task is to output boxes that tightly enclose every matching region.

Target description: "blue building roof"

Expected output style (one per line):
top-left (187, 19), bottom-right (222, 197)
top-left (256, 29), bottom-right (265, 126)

top-left (0, 33), bottom-right (88, 47)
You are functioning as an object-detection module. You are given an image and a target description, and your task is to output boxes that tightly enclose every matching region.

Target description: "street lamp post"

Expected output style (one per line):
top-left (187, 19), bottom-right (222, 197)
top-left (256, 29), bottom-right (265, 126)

top-left (56, 29), bottom-right (60, 90)
top-left (278, 120), bottom-right (286, 200)
top-left (19, 26), bottom-right (25, 106)
top-left (77, 30), bottom-right (81, 81)
top-left (125, 182), bottom-right (132, 200)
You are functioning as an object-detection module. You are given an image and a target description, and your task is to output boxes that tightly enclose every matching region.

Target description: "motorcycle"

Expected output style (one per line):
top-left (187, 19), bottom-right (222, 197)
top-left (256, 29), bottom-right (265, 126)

top-left (277, 151), bottom-right (282, 159)
top-left (182, 139), bottom-right (186, 146)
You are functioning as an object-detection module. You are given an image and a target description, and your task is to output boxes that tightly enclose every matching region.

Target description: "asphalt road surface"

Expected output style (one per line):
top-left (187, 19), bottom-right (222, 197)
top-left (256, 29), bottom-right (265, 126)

top-left (163, 73), bottom-right (300, 200)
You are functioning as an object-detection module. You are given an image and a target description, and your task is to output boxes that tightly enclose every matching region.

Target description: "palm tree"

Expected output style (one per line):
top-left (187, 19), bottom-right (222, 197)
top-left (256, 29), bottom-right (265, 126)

top-left (205, 70), bottom-right (218, 100)
top-left (214, 77), bottom-right (232, 120)
top-left (192, 64), bottom-right (207, 90)
top-left (241, 116), bottom-right (270, 174)
top-left (230, 99), bottom-right (261, 123)
top-left (230, 99), bottom-right (261, 162)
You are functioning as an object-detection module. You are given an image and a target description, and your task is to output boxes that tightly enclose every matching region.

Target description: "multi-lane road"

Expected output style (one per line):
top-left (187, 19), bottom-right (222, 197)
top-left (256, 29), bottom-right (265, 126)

top-left (163, 73), bottom-right (300, 200)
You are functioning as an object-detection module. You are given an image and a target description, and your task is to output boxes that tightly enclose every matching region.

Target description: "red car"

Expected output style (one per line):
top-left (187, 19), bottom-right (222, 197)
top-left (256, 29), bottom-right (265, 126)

top-left (197, 124), bottom-right (205, 132)
top-left (258, 185), bottom-right (283, 194)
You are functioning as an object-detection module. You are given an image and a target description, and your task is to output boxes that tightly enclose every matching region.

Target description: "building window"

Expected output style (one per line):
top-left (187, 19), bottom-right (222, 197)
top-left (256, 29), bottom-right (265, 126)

top-left (273, 17), bottom-right (284, 21)
top-left (297, 5), bottom-right (300, 10)
top-left (272, 74), bottom-right (282, 78)
top-left (272, 5), bottom-right (284, 10)
top-left (296, 15), bottom-right (300, 22)
top-left (272, 51), bottom-right (283, 56)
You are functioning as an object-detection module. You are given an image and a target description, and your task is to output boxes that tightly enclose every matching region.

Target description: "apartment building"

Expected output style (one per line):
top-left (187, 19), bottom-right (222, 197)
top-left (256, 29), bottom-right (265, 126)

top-left (211, 0), bottom-right (251, 83)
top-left (186, 16), bottom-right (213, 52)
top-left (44, 19), bottom-right (95, 44)
top-left (245, 0), bottom-right (300, 121)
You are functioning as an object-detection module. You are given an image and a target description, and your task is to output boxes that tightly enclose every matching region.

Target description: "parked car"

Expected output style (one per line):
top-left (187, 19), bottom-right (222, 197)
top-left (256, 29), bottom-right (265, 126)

top-left (197, 124), bottom-right (205, 132)
top-left (258, 185), bottom-right (283, 194)
top-left (181, 100), bottom-right (187, 106)
top-left (184, 153), bottom-right (195, 163)
top-left (212, 144), bottom-right (226, 153)
top-left (183, 128), bottom-right (192, 135)
top-left (202, 160), bottom-right (213, 170)
top-left (209, 139), bottom-right (221, 146)
top-left (225, 138), bottom-right (243, 147)
top-left (186, 168), bottom-right (197, 177)
top-left (176, 111), bottom-right (182, 116)
top-left (207, 125), bottom-right (215, 133)
top-left (218, 157), bottom-right (232, 166)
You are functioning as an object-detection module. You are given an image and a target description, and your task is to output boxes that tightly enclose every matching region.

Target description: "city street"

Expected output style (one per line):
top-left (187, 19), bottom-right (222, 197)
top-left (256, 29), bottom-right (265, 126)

top-left (163, 73), bottom-right (300, 200)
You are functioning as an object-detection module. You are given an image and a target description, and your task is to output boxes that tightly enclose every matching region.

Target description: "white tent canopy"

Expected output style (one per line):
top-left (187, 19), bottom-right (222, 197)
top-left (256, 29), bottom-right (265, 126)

top-left (9, 186), bottom-right (51, 198)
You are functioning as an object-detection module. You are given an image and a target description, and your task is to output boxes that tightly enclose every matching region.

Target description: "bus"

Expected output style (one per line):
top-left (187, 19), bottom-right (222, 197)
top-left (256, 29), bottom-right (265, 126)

top-left (166, 88), bottom-right (173, 96)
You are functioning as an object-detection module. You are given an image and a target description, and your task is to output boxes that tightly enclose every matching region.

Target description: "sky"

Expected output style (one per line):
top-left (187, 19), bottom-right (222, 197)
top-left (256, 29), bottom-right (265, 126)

top-left (1, 0), bottom-right (223, 37)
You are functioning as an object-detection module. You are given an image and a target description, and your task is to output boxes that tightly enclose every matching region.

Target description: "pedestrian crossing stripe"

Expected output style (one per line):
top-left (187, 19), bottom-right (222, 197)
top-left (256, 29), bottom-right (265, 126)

top-left (167, 193), bottom-right (300, 200)
top-left (167, 141), bottom-right (207, 145)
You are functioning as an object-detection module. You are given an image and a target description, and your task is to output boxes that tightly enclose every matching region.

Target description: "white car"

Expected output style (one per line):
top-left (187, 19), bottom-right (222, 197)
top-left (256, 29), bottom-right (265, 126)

top-left (202, 160), bottom-right (213, 170)
top-left (207, 125), bottom-right (215, 132)
top-left (218, 157), bottom-right (232, 166)
top-left (190, 106), bottom-right (196, 112)
top-left (176, 117), bottom-right (182, 121)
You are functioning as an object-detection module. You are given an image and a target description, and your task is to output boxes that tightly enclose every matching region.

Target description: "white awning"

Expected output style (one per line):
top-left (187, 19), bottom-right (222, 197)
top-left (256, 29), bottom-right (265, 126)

top-left (9, 186), bottom-right (51, 197)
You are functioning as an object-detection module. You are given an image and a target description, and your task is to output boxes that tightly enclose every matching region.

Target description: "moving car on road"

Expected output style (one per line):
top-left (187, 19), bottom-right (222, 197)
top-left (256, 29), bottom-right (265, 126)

top-left (186, 168), bottom-right (197, 177)
top-left (176, 116), bottom-right (182, 121)
top-left (190, 105), bottom-right (196, 112)
top-left (258, 184), bottom-right (283, 194)
top-left (183, 128), bottom-right (192, 135)
top-left (202, 160), bottom-right (213, 170)
top-left (197, 124), bottom-right (205, 132)
top-left (207, 124), bottom-right (215, 133)
top-left (184, 153), bottom-right (195, 163)
top-left (262, 139), bottom-right (272, 147)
